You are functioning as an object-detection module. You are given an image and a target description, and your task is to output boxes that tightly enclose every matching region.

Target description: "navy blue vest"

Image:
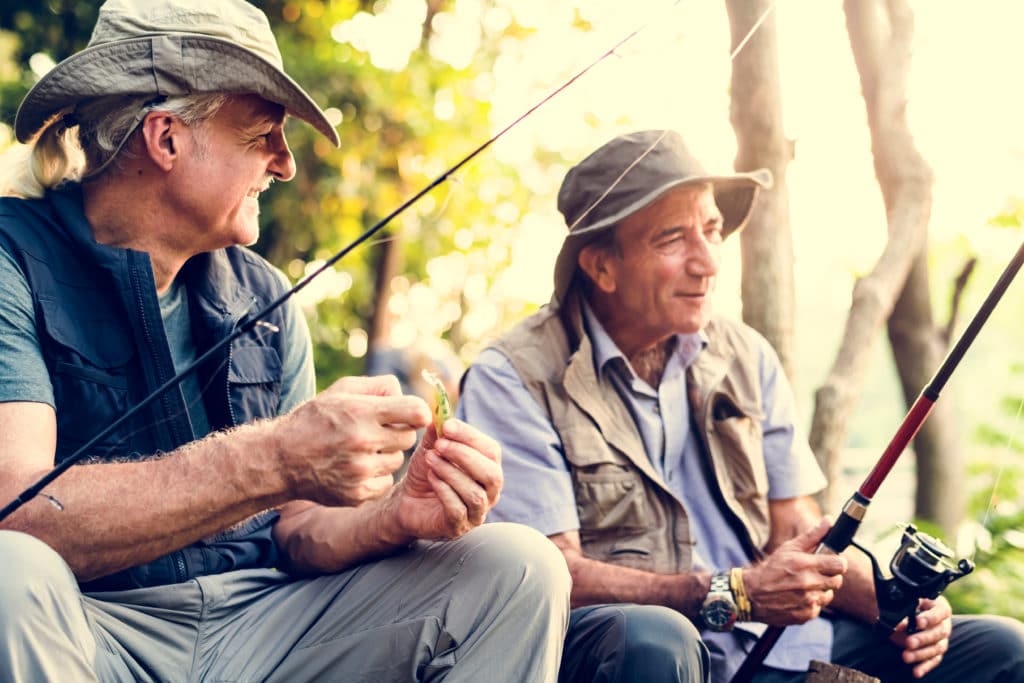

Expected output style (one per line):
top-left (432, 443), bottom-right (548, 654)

top-left (0, 184), bottom-right (290, 590)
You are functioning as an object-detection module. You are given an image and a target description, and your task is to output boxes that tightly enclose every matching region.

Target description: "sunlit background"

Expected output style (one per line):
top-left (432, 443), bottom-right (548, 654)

top-left (298, 0), bottom-right (1024, 425)
top-left (2, 0), bottom-right (1024, 612)
top-left (4, 0), bottom-right (1023, 454)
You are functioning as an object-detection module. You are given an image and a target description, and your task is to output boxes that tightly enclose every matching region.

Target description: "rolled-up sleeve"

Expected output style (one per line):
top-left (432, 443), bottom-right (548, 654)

top-left (757, 335), bottom-right (827, 499)
top-left (456, 348), bottom-right (580, 536)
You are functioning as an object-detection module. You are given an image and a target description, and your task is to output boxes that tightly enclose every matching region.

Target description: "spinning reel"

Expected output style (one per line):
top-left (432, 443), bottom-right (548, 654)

top-left (850, 524), bottom-right (974, 635)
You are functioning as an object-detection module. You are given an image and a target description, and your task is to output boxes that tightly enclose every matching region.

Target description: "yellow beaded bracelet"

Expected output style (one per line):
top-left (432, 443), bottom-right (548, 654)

top-left (729, 567), bottom-right (753, 622)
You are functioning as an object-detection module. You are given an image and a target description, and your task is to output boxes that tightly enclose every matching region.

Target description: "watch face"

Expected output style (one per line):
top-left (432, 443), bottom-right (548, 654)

top-left (702, 597), bottom-right (737, 631)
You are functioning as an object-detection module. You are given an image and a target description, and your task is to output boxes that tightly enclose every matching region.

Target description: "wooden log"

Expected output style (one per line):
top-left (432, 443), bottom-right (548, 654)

top-left (805, 660), bottom-right (880, 683)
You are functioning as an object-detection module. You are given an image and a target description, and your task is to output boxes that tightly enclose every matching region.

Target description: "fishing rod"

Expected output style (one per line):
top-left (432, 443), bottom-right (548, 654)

top-left (730, 236), bottom-right (1024, 682)
top-left (0, 4), bottom-right (685, 524)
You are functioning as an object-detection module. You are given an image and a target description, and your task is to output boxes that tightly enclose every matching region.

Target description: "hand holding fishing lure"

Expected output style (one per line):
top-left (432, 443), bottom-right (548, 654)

top-left (421, 369), bottom-right (452, 436)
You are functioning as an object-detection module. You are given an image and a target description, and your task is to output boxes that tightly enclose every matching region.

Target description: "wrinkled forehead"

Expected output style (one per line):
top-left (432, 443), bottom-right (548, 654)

top-left (619, 183), bottom-right (721, 230)
top-left (195, 93), bottom-right (286, 132)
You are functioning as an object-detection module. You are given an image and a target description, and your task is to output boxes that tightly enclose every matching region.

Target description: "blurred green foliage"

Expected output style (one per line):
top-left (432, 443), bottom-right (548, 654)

top-left (940, 207), bottom-right (1024, 619)
top-left (0, 0), bottom-right (548, 389)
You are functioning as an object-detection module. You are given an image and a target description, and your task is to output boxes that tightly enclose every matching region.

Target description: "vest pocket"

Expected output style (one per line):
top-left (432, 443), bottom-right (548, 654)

top-left (227, 345), bottom-right (283, 423)
top-left (708, 392), bottom-right (770, 540)
top-left (38, 299), bottom-right (132, 460)
top-left (574, 469), bottom-right (649, 533)
top-left (711, 411), bottom-right (768, 501)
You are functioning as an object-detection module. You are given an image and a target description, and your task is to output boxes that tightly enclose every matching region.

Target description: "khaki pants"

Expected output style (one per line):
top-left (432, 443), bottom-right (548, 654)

top-left (0, 524), bottom-right (570, 682)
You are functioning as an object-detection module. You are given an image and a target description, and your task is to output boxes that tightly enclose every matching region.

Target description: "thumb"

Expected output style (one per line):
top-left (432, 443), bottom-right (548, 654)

top-left (786, 516), bottom-right (832, 553)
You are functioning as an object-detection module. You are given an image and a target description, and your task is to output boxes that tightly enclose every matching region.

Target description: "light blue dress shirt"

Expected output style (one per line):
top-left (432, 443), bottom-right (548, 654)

top-left (457, 303), bottom-right (831, 681)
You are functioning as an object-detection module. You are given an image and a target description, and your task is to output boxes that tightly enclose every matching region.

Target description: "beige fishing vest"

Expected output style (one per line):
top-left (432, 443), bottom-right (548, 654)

top-left (490, 292), bottom-right (771, 573)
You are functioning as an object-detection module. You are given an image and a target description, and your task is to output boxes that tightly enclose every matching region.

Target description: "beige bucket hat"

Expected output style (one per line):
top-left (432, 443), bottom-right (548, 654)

top-left (554, 129), bottom-right (772, 303)
top-left (14, 0), bottom-right (340, 148)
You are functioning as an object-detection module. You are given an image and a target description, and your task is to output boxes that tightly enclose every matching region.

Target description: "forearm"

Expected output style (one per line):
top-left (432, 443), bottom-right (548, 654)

top-left (0, 420), bottom-right (290, 581)
top-left (562, 550), bottom-right (710, 617)
top-left (273, 495), bottom-right (415, 574)
top-left (829, 546), bottom-right (880, 623)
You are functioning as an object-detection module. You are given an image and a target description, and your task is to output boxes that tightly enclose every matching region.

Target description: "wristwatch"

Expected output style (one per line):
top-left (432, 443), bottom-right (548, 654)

top-left (700, 570), bottom-right (738, 631)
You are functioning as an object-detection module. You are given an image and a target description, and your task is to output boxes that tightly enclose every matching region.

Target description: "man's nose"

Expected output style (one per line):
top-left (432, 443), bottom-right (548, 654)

top-left (686, 239), bottom-right (719, 277)
top-left (269, 134), bottom-right (296, 182)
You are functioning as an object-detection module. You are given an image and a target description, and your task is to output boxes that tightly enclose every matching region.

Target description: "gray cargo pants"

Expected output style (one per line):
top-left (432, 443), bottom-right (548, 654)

top-left (0, 523), bottom-right (570, 682)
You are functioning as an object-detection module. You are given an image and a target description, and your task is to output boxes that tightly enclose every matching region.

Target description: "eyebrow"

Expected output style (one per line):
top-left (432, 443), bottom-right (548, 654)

top-left (653, 225), bottom-right (686, 240)
top-left (246, 102), bottom-right (288, 128)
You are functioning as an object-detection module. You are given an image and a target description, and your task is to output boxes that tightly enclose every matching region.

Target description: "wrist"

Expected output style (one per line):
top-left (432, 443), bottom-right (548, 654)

top-left (373, 487), bottom-right (417, 548)
top-left (208, 419), bottom-right (294, 505)
top-left (261, 415), bottom-right (303, 498)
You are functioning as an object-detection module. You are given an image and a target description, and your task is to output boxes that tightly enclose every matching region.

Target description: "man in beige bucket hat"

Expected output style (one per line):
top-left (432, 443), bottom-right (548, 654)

top-left (458, 130), bottom-right (1024, 682)
top-left (0, 1), bottom-right (568, 680)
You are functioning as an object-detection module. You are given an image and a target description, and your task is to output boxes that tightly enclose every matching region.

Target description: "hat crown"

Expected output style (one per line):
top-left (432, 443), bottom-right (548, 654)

top-left (557, 129), bottom-right (707, 236)
top-left (89, 0), bottom-right (283, 68)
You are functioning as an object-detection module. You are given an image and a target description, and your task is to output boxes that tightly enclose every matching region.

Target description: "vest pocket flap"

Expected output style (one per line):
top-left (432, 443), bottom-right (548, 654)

top-left (38, 299), bottom-right (132, 368)
top-left (575, 469), bottom-right (648, 532)
top-left (228, 345), bottom-right (282, 385)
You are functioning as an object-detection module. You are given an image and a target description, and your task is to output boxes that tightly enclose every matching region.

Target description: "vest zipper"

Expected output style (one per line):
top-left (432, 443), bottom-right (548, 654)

top-left (130, 254), bottom-right (189, 448)
top-left (225, 342), bottom-right (237, 427)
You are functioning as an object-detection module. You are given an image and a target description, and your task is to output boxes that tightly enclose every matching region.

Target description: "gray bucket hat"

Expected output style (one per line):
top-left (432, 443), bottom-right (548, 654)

top-left (14, 0), bottom-right (340, 148)
top-left (553, 129), bottom-right (772, 303)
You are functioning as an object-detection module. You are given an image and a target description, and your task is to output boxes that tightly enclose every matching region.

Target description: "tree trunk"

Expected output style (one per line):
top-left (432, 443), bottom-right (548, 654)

top-left (887, 253), bottom-right (964, 535)
top-left (367, 232), bottom-right (402, 350)
top-left (810, 0), bottom-right (934, 512)
top-left (725, 0), bottom-right (797, 381)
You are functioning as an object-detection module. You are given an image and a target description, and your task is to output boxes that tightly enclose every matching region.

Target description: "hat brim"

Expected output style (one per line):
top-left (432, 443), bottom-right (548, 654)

top-left (15, 34), bottom-right (340, 147)
top-left (553, 169), bottom-right (772, 303)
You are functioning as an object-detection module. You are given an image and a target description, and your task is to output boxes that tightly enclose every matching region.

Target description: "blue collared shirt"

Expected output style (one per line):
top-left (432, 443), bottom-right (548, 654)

top-left (457, 303), bottom-right (831, 680)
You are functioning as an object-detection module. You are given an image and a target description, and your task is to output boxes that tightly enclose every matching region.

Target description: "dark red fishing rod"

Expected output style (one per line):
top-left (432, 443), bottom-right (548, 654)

top-left (730, 236), bottom-right (1024, 683)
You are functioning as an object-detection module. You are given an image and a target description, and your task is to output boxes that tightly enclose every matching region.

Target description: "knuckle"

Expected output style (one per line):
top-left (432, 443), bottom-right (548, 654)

top-left (447, 507), bottom-right (468, 530)
top-left (379, 374), bottom-right (402, 394)
top-left (488, 439), bottom-right (502, 462)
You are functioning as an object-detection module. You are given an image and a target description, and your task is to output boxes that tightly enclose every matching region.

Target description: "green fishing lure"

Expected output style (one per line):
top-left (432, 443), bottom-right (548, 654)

top-left (421, 369), bottom-right (451, 435)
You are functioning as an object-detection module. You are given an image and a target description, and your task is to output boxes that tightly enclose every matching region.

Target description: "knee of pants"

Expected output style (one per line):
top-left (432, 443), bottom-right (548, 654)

top-left (0, 531), bottom-right (79, 618)
top-left (568, 604), bottom-right (707, 682)
top-left (458, 523), bottom-right (571, 605)
top-left (616, 605), bottom-right (705, 668)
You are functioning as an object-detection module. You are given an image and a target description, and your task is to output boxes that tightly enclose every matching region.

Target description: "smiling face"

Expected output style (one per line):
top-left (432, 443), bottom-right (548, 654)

top-left (169, 94), bottom-right (296, 251)
top-left (578, 183), bottom-right (723, 355)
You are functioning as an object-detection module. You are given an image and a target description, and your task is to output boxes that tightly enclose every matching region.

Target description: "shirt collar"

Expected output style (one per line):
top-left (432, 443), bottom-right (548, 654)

top-left (580, 299), bottom-right (707, 382)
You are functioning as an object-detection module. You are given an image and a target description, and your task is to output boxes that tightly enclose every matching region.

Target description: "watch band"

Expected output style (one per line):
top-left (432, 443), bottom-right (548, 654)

top-left (700, 570), bottom-right (739, 631)
top-left (710, 571), bottom-right (731, 594)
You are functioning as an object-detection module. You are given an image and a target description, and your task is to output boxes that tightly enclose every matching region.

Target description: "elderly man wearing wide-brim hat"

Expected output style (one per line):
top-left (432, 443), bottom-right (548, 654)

top-left (457, 130), bottom-right (1021, 682)
top-left (0, 1), bottom-right (570, 680)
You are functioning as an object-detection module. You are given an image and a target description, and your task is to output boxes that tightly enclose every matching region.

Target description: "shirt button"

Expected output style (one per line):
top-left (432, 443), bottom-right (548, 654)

top-left (653, 404), bottom-right (660, 414)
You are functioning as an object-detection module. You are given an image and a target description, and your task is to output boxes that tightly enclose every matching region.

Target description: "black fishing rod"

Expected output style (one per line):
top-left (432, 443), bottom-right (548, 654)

top-left (0, 13), bottom-right (662, 524)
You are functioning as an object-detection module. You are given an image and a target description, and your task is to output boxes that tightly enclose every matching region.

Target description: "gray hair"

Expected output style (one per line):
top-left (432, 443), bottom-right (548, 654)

top-left (0, 92), bottom-right (228, 199)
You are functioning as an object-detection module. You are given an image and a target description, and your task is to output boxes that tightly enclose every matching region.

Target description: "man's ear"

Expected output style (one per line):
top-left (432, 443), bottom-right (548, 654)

top-left (138, 112), bottom-right (180, 172)
top-left (578, 243), bottom-right (617, 294)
